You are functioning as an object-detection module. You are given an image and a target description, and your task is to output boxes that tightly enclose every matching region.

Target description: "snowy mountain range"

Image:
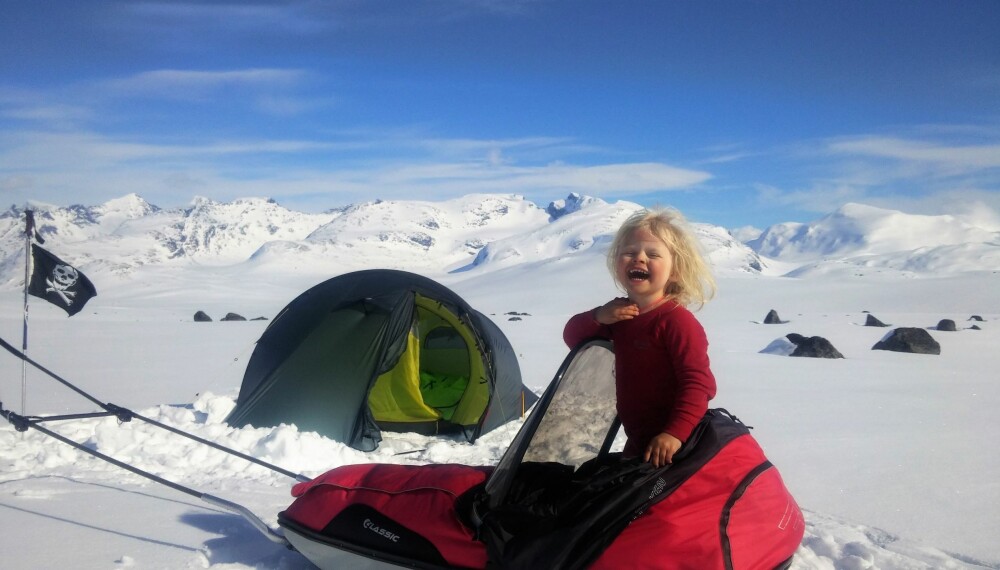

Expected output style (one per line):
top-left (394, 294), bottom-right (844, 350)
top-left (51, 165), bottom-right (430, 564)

top-left (2, 193), bottom-right (999, 288)
top-left (749, 202), bottom-right (1000, 276)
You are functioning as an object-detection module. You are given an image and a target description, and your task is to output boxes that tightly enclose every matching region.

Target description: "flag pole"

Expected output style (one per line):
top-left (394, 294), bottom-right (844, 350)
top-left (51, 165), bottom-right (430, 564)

top-left (14, 211), bottom-right (97, 415)
top-left (21, 210), bottom-right (35, 415)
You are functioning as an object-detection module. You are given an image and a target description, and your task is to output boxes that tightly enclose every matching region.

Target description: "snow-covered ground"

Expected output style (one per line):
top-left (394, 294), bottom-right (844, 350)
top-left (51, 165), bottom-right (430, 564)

top-left (1, 260), bottom-right (997, 569)
top-left (1, 197), bottom-right (999, 569)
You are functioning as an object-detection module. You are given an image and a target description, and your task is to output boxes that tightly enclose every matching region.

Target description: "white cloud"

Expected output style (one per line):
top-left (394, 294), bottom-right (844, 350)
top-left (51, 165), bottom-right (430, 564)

top-left (0, 130), bottom-right (338, 171)
top-left (125, 2), bottom-right (331, 35)
top-left (754, 182), bottom-right (867, 216)
top-left (693, 141), bottom-right (759, 165)
top-left (863, 191), bottom-right (1000, 230)
top-left (744, 129), bottom-right (1000, 223)
top-left (1, 103), bottom-right (94, 125)
top-left (729, 225), bottom-right (762, 242)
top-left (106, 68), bottom-right (308, 99)
top-left (518, 162), bottom-right (710, 193)
top-left (952, 198), bottom-right (1000, 231)
top-left (0, 129), bottom-right (712, 211)
top-left (297, 159), bottom-right (708, 202)
top-left (418, 135), bottom-right (579, 155)
top-left (254, 94), bottom-right (336, 116)
top-left (89, 67), bottom-right (329, 117)
top-left (0, 88), bottom-right (95, 128)
top-left (827, 135), bottom-right (1000, 170)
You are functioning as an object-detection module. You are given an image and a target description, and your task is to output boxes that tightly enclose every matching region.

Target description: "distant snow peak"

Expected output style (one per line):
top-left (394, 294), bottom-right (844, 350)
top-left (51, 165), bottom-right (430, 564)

top-left (463, 193), bottom-right (540, 227)
top-left (98, 193), bottom-right (159, 218)
top-left (748, 202), bottom-right (1000, 276)
top-left (692, 223), bottom-right (766, 274)
top-left (176, 196), bottom-right (335, 263)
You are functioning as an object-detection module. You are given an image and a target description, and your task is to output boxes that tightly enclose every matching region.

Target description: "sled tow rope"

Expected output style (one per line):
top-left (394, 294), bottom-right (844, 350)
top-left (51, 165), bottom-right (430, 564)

top-left (0, 334), bottom-right (316, 546)
top-left (0, 402), bottom-right (289, 545)
top-left (0, 335), bottom-right (310, 483)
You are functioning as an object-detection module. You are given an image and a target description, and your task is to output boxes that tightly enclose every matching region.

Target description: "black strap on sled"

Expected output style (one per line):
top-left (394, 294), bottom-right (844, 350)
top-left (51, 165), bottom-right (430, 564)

top-left (0, 335), bottom-right (312, 484)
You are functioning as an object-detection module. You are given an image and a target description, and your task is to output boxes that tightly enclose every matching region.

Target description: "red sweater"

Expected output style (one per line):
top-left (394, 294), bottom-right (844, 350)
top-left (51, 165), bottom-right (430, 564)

top-left (563, 300), bottom-right (716, 456)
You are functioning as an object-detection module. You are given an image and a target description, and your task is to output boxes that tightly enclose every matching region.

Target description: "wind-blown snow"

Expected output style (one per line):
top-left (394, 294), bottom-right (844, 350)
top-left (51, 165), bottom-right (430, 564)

top-left (1, 194), bottom-right (999, 569)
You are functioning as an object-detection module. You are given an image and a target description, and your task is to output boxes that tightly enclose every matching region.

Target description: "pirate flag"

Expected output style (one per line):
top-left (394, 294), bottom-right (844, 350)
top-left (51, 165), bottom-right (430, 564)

top-left (28, 244), bottom-right (97, 316)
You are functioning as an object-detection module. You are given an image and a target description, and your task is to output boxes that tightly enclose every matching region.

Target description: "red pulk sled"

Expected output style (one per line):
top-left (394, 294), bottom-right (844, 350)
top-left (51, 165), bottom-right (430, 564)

top-left (278, 339), bottom-right (805, 570)
top-left (2, 336), bottom-right (804, 569)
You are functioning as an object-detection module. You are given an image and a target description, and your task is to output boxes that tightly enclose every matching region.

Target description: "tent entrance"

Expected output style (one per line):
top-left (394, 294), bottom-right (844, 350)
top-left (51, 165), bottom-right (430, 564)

top-left (368, 294), bottom-right (490, 434)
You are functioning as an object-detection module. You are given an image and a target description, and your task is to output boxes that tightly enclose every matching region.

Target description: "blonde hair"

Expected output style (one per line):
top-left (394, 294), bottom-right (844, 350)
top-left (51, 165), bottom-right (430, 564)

top-left (607, 207), bottom-right (716, 309)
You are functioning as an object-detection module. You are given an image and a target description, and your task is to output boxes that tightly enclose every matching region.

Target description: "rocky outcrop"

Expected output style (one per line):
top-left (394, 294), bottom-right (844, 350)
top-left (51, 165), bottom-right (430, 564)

top-left (786, 334), bottom-right (845, 359)
top-left (872, 328), bottom-right (940, 355)
top-left (935, 319), bottom-right (957, 331)
top-left (764, 309), bottom-right (788, 324)
top-left (864, 314), bottom-right (890, 327)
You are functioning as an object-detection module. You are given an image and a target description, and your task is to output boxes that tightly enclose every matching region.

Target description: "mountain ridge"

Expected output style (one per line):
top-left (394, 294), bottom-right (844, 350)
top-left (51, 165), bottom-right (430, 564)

top-left (3, 195), bottom-right (998, 288)
top-left (750, 202), bottom-right (1000, 277)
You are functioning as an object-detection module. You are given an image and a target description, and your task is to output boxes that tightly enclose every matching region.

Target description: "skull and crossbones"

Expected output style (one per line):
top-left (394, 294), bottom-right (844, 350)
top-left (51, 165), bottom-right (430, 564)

top-left (46, 264), bottom-right (79, 305)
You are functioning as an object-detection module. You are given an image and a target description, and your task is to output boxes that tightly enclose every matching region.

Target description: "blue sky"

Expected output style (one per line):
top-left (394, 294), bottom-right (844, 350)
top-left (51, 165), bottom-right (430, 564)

top-left (2, 0), bottom-right (999, 230)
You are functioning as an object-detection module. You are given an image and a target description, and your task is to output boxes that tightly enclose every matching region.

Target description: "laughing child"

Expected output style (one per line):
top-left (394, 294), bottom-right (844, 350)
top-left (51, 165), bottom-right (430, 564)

top-left (563, 208), bottom-right (717, 468)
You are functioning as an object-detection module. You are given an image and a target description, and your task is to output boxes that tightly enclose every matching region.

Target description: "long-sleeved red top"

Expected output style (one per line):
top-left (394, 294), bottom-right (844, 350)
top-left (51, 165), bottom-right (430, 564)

top-left (563, 300), bottom-right (716, 456)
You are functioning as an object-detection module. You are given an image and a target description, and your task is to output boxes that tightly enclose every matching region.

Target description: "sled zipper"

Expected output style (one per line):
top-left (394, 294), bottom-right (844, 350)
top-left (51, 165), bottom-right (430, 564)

top-left (719, 460), bottom-right (773, 570)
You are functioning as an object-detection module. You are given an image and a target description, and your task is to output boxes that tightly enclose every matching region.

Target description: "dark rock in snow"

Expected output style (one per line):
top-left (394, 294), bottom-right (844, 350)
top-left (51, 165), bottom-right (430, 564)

top-left (221, 312), bottom-right (247, 321)
top-left (935, 319), bottom-right (957, 331)
top-left (865, 314), bottom-right (890, 327)
top-left (763, 309), bottom-right (787, 324)
top-left (194, 311), bottom-right (212, 322)
top-left (970, 325), bottom-right (981, 330)
top-left (968, 315), bottom-right (984, 322)
top-left (872, 327), bottom-right (941, 355)
top-left (785, 334), bottom-right (844, 359)
top-left (546, 193), bottom-right (598, 220)
top-left (508, 316), bottom-right (523, 321)
top-left (251, 316), bottom-right (269, 321)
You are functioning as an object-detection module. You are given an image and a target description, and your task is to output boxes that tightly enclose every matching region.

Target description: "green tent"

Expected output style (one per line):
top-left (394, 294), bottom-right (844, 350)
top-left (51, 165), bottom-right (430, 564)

top-left (226, 269), bottom-right (537, 451)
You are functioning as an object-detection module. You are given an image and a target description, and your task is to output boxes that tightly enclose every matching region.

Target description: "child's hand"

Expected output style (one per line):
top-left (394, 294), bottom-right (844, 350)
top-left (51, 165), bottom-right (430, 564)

top-left (644, 433), bottom-right (682, 468)
top-left (594, 298), bottom-right (640, 324)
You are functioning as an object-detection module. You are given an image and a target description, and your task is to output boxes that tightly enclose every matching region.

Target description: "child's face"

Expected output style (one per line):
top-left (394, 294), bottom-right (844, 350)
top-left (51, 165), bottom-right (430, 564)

top-left (616, 228), bottom-right (673, 304)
